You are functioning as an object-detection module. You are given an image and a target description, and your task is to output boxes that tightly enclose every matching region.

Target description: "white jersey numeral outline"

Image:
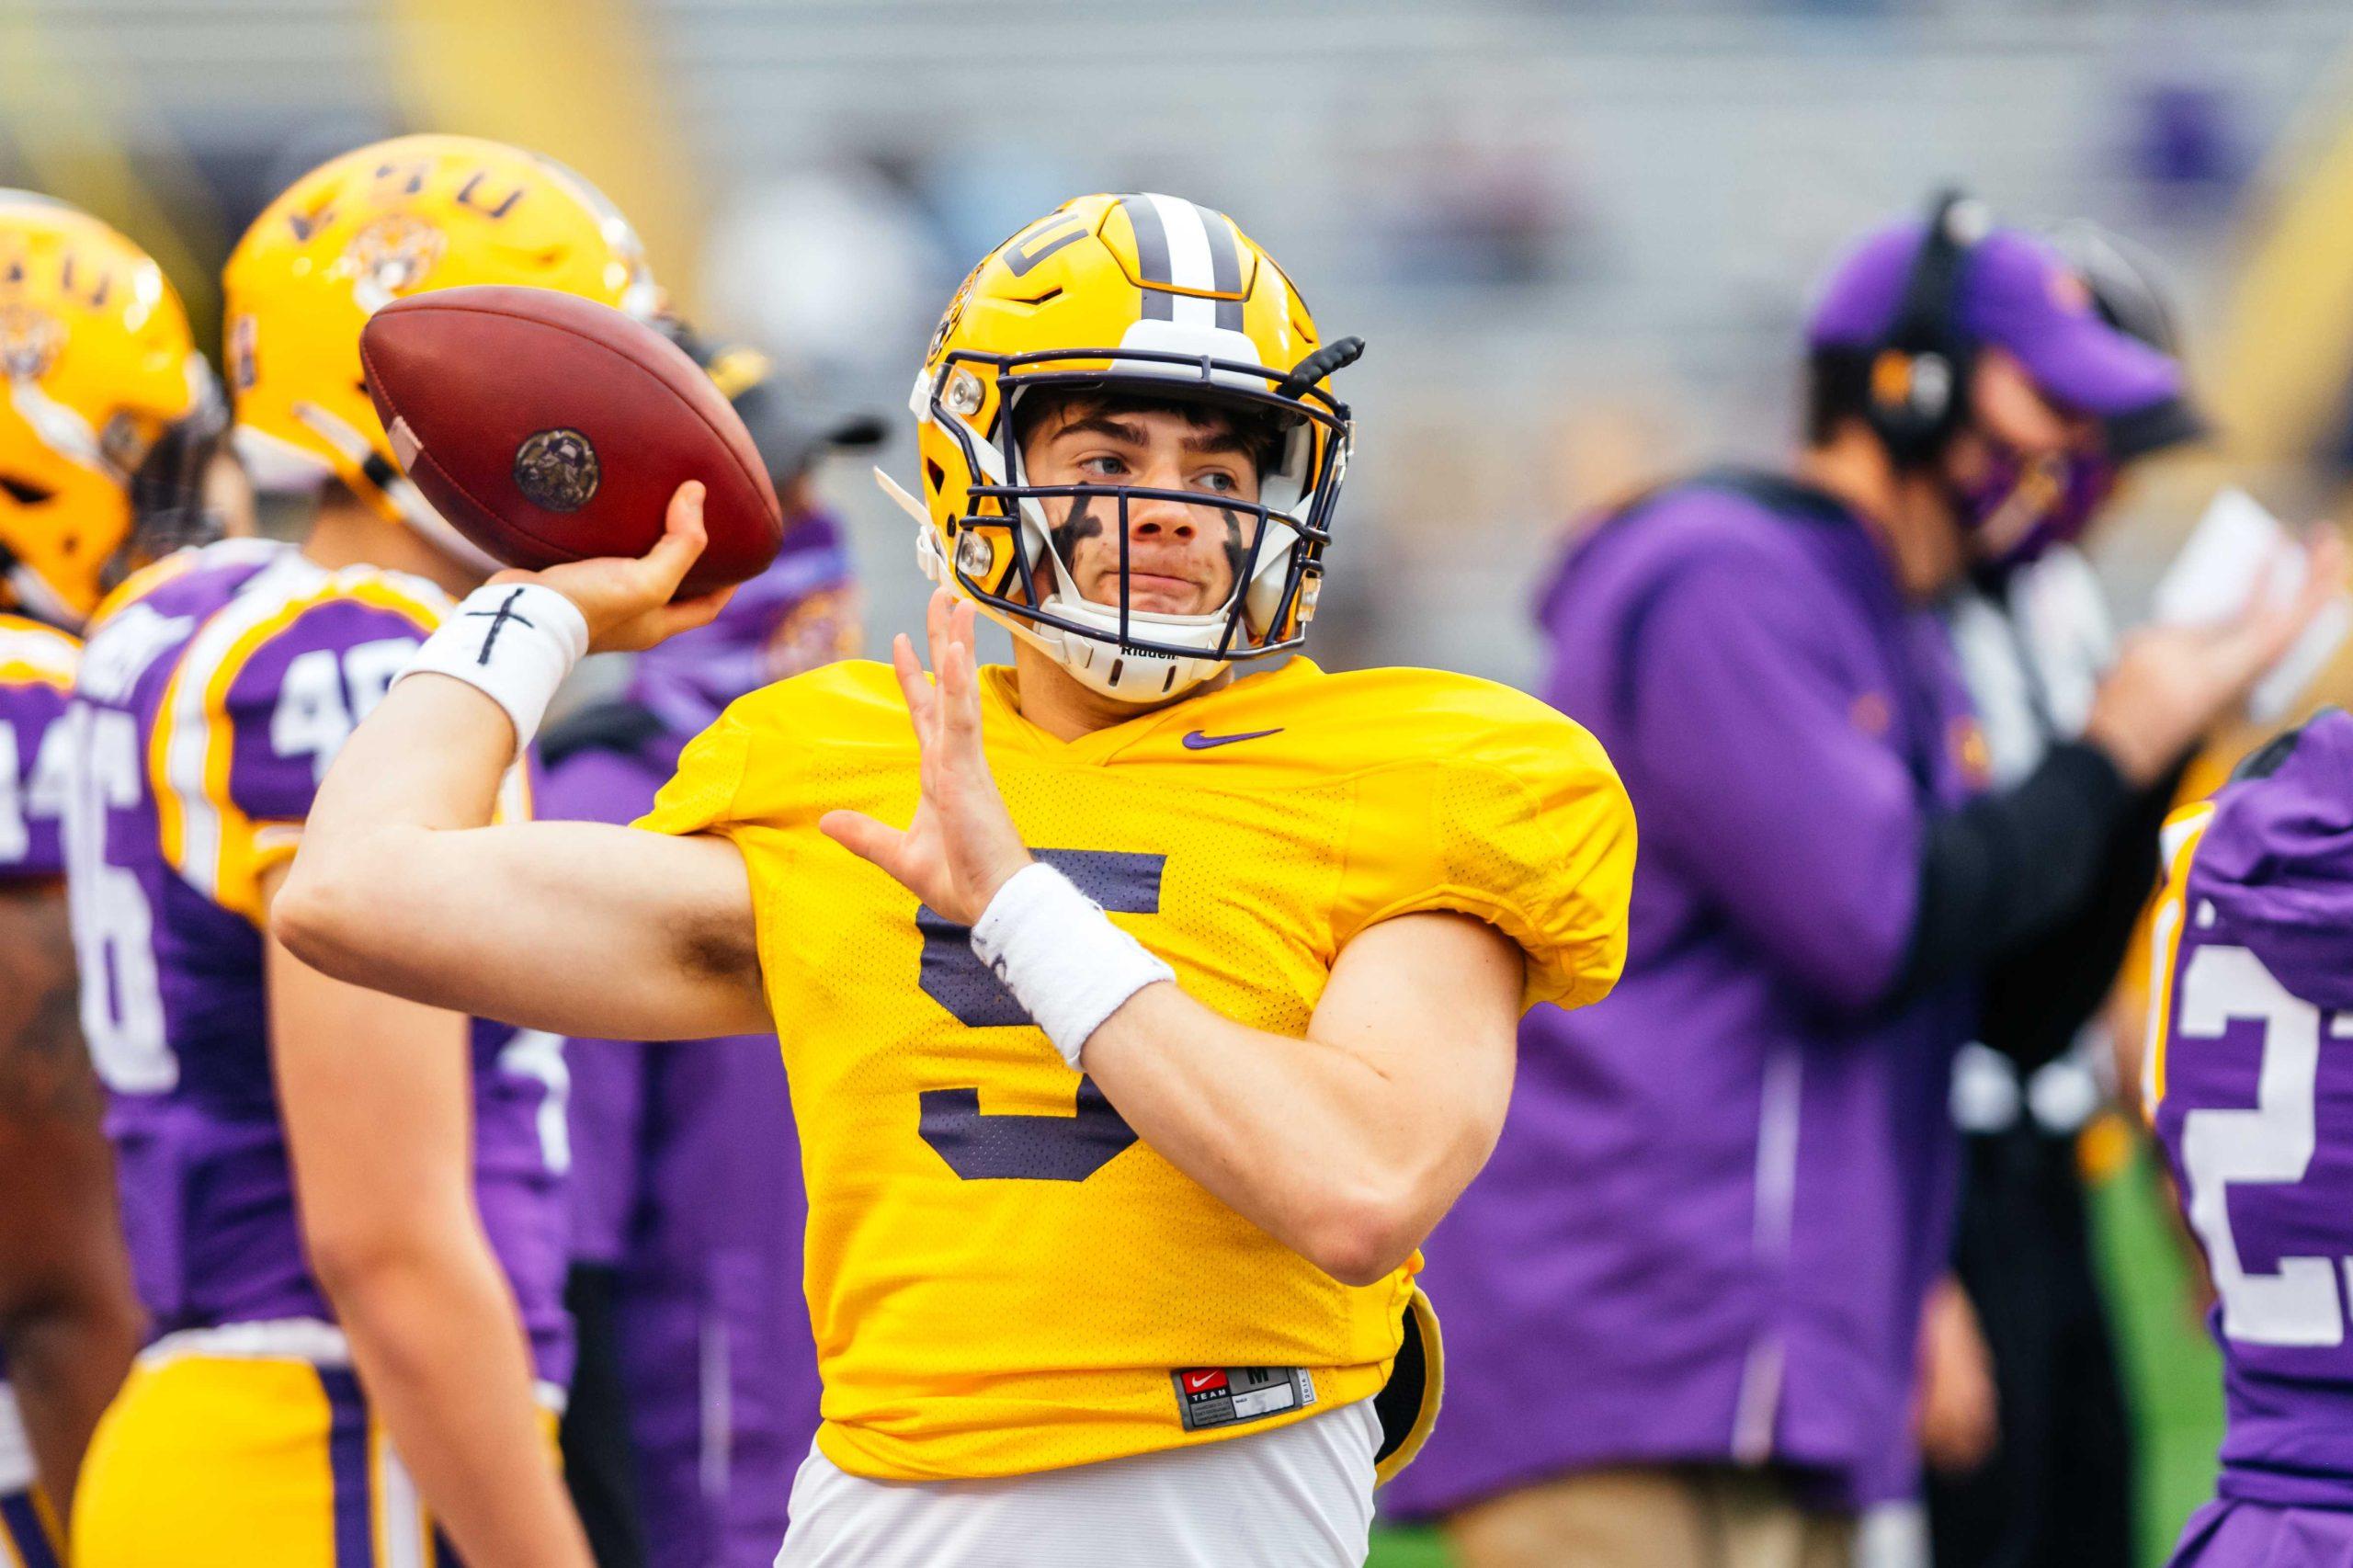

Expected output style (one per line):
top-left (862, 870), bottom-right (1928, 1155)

top-left (0, 716), bottom-right (71, 865)
top-left (498, 1029), bottom-right (571, 1176)
top-left (2177, 940), bottom-right (2348, 1347)
top-left (269, 636), bottom-right (420, 782)
top-left (63, 706), bottom-right (173, 1092)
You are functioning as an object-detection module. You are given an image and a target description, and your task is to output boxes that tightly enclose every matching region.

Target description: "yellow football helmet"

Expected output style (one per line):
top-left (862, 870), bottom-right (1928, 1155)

top-left (223, 133), bottom-right (658, 572)
top-left (0, 191), bottom-right (222, 628)
top-left (883, 193), bottom-right (1359, 701)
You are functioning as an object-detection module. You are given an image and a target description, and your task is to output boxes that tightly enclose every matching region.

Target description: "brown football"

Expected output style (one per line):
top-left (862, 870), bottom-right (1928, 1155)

top-left (359, 286), bottom-right (783, 597)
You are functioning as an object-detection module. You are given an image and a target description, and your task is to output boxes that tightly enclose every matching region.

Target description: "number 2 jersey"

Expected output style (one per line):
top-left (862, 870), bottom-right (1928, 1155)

top-left (2147, 706), bottom-right (2353, 1510)
top-left (65, 538), bottom-right (569, 1386)
top-left (637, 654), bottom-right (1637, 1483)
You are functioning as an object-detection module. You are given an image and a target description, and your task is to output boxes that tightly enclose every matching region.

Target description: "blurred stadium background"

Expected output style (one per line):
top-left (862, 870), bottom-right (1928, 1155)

top-left (17, 0), bottom-right (2353, 1561)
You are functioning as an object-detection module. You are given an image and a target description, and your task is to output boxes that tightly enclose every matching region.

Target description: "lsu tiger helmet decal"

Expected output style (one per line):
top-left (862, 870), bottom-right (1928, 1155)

top-left (882, 192), bottom-right (1361, 701)
top-left (223, 133), bottom-right (659, 573)
top-left (0, 191), bottom-right (222, 628)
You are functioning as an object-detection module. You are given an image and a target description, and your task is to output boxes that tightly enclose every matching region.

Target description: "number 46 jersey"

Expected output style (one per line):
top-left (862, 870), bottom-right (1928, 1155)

top-left (2148, 706), bottom-right (2353, 1515)
top-left (639, 655), bottom-right (1636, 1485)
top-left (64, 538), bottom-right (570, 1384)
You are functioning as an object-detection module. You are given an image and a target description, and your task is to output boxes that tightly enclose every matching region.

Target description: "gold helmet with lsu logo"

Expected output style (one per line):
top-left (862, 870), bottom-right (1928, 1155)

top-left (881, 192), bottom-right (1361, 701)
top-left (0, 191), bottom-right (223, 629)
top-left (224, 133), bottom-right (658, 572)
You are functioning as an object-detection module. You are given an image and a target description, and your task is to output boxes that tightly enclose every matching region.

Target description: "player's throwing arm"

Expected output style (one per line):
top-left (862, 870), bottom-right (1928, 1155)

top-left (286, 484), bottom-right (1526, 1286)
top-left (277, 485), bottom-right (770, 1043)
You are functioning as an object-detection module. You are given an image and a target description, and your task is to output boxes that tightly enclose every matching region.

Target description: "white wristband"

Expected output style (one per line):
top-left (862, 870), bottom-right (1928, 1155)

top-left (970, 862), bottom-right (1175, 1070)
top-left (397, 584), bottom-right (589, 755)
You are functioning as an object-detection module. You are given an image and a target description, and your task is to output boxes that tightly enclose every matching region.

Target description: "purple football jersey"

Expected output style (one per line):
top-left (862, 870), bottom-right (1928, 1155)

top-left (2168, 1496), bottom-right (2353, 1568)
top-left (2153, 708), bottom-right (2353, 1522)
top-left (66, 538), bottom-right (572, 1386)
top-left (0, 613), bottom-right (75, 883)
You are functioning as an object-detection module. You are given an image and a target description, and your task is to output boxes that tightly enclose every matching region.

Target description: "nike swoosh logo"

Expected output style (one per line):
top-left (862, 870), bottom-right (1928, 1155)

top-left (1181, 728), bottom-right (1283, 751)
top-left (1184, 1372), bottom-right (1222, 1391)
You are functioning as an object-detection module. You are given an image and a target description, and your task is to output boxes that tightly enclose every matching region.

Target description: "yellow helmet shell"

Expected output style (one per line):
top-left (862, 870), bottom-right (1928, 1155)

top-left (224, 134), bottom-right (658, 535)
top-left (0, 193), bottom-right (210, 624)
top-left (908, 193), bottom-right (1353, 700)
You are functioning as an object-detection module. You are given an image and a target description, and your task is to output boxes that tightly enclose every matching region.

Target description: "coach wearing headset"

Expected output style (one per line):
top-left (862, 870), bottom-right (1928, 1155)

top-left (1384, 198), bottom-right (2344, 1567)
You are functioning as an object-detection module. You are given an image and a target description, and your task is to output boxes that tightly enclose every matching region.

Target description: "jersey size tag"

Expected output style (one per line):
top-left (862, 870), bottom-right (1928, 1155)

top-left (1170, 1366), bottom-right (1317, 1432)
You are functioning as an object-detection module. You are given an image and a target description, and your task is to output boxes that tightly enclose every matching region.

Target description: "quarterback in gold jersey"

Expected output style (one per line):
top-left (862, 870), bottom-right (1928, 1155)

top-left (278, 193), bottom-right (1637, 1565)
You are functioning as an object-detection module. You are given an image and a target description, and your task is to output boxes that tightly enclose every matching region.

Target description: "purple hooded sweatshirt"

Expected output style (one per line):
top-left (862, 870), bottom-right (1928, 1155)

top-left (1385, 472), bottom-right (1984, 1518)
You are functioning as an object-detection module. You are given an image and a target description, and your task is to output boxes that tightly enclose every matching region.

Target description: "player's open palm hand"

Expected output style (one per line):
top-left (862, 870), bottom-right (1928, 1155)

top-left (496, 480), bottom-right (735, 653)
top-left (821, 589), bottom-right (1034, 926)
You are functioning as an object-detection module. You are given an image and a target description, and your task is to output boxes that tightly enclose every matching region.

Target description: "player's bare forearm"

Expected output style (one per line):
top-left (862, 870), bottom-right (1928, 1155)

top-left (1082, 911), bottom-right (1523, 1286)
top-left (328, 1234), bottom-right (590, 1568)
top-left (269, 926), bottom-right (587, 1566)
top-left (279, 670), bottom-right (767, 1040)
top-left (0, 883), bottom-right (142, 1516)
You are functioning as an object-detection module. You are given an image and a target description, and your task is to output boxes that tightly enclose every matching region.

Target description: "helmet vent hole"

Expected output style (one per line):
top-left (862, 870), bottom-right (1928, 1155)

top-left (926, 460), bottom-right (946, 490)
top-left (0, 476), bottom-right (52, 506)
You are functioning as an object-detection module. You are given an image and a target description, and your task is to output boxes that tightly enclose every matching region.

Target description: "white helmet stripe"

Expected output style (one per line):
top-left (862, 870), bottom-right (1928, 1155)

top-left (1144, 193), bottom-right (1218, 333)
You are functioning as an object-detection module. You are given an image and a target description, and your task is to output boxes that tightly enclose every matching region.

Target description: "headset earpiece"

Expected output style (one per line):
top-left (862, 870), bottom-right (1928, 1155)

top-left (1864, 189), bottom-right (1984, 465)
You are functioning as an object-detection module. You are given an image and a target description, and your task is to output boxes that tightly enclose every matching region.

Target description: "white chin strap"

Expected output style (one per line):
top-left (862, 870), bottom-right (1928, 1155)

top-left (290, 401), bottom-right (502, 578)
top-left (884, 468), bottom-right (1238, 704)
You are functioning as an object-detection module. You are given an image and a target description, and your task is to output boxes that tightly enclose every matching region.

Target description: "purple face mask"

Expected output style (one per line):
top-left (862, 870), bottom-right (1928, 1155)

top-left (627, 509), bottom-right (859, 736)
top-left (1954, 441), bottom-right (2119, 573)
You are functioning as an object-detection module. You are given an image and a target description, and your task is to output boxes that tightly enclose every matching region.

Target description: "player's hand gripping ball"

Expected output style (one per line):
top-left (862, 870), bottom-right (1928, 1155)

top-left (359, 286), bottom-right (783, 597)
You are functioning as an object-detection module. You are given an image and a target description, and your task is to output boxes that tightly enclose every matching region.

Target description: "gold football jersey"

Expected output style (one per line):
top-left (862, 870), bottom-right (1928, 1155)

top-left (638, 655), bottom-right (1635, 1482)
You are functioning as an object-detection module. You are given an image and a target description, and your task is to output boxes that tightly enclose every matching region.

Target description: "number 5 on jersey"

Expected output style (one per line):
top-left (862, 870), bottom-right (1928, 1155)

top-left (915, 849), bottom-right (1165, 1182)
